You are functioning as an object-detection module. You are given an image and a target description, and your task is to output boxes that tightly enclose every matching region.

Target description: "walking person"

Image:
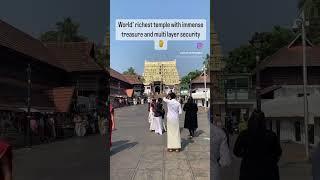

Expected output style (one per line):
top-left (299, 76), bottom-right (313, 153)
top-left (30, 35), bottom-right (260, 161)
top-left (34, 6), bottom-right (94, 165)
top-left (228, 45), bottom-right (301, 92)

top-left (0, 139), bottom-right (12, 180)
top-left (212, 118), bottom-right (231, 180)
top-left (153, 98), bottom-right (165, 135)
top-left (313, 142), bottom-right (320, 180)
top-left (163, 93), bottom-right (182, 152)
top-left (233, 109), bottom-right (282, 180)
top-left (73, 114), bottom-right (86, 137)
top-left (48, 114), bottom-right (56, 141)
top-left (149, 99), bottom-right (156, 132)
top-left (183, 97), bottom-right (198, 138)
top-left (109, 102), bottom-right (115, 147)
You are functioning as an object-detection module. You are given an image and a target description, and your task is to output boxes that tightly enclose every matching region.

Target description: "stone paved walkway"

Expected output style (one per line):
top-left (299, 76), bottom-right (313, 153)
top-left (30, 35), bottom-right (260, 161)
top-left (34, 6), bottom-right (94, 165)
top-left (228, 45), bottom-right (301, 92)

top-left (13, 135), bottom-right (106, 180)
top-left (110, 104), bottom-right (210, 180)
top-left (220, 135), bottom-right (313, 180)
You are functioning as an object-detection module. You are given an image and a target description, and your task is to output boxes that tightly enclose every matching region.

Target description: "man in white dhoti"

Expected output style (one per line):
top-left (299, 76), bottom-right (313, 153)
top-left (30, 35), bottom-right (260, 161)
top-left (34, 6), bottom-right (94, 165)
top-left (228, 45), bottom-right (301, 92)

top-left (163, 93), bottom-right (182, 152)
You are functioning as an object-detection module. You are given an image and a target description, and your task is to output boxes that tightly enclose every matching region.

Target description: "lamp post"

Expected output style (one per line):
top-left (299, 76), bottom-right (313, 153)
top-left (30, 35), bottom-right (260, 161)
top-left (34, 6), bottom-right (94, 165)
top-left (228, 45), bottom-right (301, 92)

top-left (26, 64), bottom-right (32, 148)
top-left (202, 65), bottom-right (208, 109)
top-left (250, 34), bottom-right (262, 111)
top-left (189, 78), bottom-right (192, 96)
top-left (224, 79), bottom-right (228, 129)
top-left (293, 9), bottom-right (309, 159)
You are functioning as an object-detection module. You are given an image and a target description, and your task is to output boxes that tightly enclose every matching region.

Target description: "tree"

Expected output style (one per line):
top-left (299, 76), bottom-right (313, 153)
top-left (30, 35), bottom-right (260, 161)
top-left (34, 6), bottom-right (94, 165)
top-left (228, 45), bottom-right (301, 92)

top-left (95, 44), bottom-right (108, 68)
top-left (40, 17), bottom-right (87, 42)
top-left (298, 0), bottom-right (320, 44)
top-left (123, 67), bottom-right (137, 75)
top-left (203, 54), bottom-right (210, 67)
top-left (180, 70), bottom-right (202, 90)
top-left (224, 26), bottom-right (295, 73)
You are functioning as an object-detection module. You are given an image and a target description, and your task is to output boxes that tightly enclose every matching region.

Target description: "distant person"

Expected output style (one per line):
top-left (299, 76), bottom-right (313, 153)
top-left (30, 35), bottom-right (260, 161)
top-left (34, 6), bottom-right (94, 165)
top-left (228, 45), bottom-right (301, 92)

top-left (233, 109), bottom-right (282, 180)
top-left (183, 97), bottom-right (198, 138)
top-left (109, 103), bottom-right (114, 147)
top-left (149, 99), bottom-right (156, 132)
top-left (153, 98), bottom-right (165, 135)
top-left (163, 93), bottom-right (182, 152)
top-left (0, 139), bottom-right (12, 180)
top-left (48, 115), bottom-right (56, 140)
top-left (212, 119), bottom-right (231, 180)
top-left (312, 142), bottom-right (320, 180)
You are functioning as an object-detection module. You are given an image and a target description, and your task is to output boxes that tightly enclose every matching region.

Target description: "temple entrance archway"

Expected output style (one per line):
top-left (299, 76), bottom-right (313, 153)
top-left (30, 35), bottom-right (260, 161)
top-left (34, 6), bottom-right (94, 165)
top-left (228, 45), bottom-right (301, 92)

top-left (155, 86), bottom-right (161, 94)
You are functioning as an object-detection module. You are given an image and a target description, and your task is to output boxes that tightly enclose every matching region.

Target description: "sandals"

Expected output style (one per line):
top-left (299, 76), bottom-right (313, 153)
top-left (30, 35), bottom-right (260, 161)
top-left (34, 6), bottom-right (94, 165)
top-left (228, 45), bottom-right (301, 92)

top-left (168, 148), bottom-right (180, 152)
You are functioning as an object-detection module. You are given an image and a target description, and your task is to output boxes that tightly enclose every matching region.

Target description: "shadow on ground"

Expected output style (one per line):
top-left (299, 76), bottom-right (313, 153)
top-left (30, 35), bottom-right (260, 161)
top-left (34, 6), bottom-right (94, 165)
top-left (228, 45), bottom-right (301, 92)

top-left (111, 140), bottom-right (138, 156)
top-left (181, 138), bottom-right (194, 151)
top-left (195, 130), bottom-right (204, 137)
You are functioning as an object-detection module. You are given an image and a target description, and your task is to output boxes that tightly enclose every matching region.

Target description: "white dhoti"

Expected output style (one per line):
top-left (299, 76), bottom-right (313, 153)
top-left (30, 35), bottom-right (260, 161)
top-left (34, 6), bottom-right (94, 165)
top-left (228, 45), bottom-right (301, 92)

top-left (167, 119), bottom-right (181, 149)
top-left (154, 116), bottom-right (163, 135)
top-left (148, 112), bottom-right (153, 123)
top-left (149, 112), bottom-right (156, 131)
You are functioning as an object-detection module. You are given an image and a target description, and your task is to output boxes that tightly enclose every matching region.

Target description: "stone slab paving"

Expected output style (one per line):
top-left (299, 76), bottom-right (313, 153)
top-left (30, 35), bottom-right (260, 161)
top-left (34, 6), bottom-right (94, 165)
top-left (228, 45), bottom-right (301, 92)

top-left (13, 135), bottom-right (106, 180)
top-left (111, 104), bottom-right (210, 180)
top-left (220, 135), bottom-right (313, 180)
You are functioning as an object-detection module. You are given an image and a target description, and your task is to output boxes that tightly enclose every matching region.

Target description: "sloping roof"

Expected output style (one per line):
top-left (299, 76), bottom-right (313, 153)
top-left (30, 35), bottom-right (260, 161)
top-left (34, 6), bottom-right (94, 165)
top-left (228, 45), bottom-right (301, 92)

top-left (125, 89), bottom-right (134, 97)
top-left (108, 68), bottom-right (131, 84)
top-left (258, 46), bottom-right (320, 70)
top-left (0, 84), bottom-right (55, 111)
top-left (123, 74), bottom-right (143, 85)
top-left (191, 74), bottom-right (210, 84)
top-left (45, 42), bottom-right (103, 72)
top-left (257, 35), bottom-right (320, 71)
top-left (0, 19), bottom-right (63, 69)
top-left (47, 87), bottom-right (75, 113)
top-left (262, 94), bottom-right (320, 117)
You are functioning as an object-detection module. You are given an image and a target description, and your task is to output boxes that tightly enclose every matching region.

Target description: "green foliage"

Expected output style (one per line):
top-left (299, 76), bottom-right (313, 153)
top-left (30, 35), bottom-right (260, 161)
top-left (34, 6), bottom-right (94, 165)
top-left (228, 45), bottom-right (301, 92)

top-left (203, 54), bottom-right (210, 67)
top-left (180, 70), bottom-right (202, 89)
top-left (298, 0), bottom-right (320, 44)
top-left (40, 17), bottom-right (87, 42)
top-left (224, 26), bottom-right (295, 73)
top-left (95, 44), bottom-right (108, 68)
top-left (123, 67), bottom-right (137, 75)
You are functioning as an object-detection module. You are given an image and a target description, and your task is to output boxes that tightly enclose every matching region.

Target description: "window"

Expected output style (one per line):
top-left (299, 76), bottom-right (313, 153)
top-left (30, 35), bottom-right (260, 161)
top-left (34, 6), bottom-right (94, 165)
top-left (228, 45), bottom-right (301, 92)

top-left (236, 78), bottom-right (248, 89)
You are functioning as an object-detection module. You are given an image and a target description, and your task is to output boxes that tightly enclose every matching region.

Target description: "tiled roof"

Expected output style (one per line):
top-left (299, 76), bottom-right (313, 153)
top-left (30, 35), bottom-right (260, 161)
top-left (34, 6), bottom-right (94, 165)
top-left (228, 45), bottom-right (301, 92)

top-left (191, 74), bottom-right (210, 84)
top-left (45, 42), bottom-right (103, 72)
top-left (108, 68), bottom-right (131, 84)
top-left (259, 46), bottom-right (320, 69)
top-left (47, 87), bottom-right (75, 113)
top-left (123, 74), bottom-right (143, 85)
top-left (0, 19), bottom-right (63, 69)
top-left (0, 93), bottom-right (54, 111)
top-left (257, 35), bottom-right (320, 71)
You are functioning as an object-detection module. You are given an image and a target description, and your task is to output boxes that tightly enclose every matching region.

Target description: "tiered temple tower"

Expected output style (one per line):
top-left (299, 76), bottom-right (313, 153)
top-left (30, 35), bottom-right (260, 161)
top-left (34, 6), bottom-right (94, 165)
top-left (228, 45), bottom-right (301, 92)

top-left (143, 60), bottom-right (180, 95)
top-left (209, 16), bottom-right (225, 122)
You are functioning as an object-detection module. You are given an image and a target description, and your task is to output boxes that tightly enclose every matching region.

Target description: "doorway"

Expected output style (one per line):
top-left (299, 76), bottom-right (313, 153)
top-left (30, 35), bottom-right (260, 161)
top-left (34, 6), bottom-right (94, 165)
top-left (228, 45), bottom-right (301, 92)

top-left (295, 121), bottom-right (301, 142)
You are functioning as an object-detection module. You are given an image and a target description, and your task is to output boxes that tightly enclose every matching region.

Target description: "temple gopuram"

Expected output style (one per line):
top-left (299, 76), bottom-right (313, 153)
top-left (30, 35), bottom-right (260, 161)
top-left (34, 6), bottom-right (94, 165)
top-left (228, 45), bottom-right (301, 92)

top-left (143, 60), bottom-right (180, 95)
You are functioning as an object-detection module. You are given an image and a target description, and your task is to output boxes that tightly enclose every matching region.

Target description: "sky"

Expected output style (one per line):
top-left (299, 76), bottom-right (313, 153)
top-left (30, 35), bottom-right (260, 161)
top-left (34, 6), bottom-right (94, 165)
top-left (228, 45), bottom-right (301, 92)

top-left (213, 0), bottom-right (299, 54)
top-left (0, 0), bottom-right (108, 45)
top-left (0, 0), bottom-right (299, 72)
top-left (110, 0), bottom-right (211, 77)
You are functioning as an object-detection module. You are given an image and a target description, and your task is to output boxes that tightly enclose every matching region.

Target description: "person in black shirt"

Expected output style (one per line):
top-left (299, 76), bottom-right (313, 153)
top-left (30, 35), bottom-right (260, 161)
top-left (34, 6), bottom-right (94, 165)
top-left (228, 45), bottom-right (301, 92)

top-left (233, 109), bottom-right (282, 180)
top-left (183, 97), bottom-right (198, 138)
